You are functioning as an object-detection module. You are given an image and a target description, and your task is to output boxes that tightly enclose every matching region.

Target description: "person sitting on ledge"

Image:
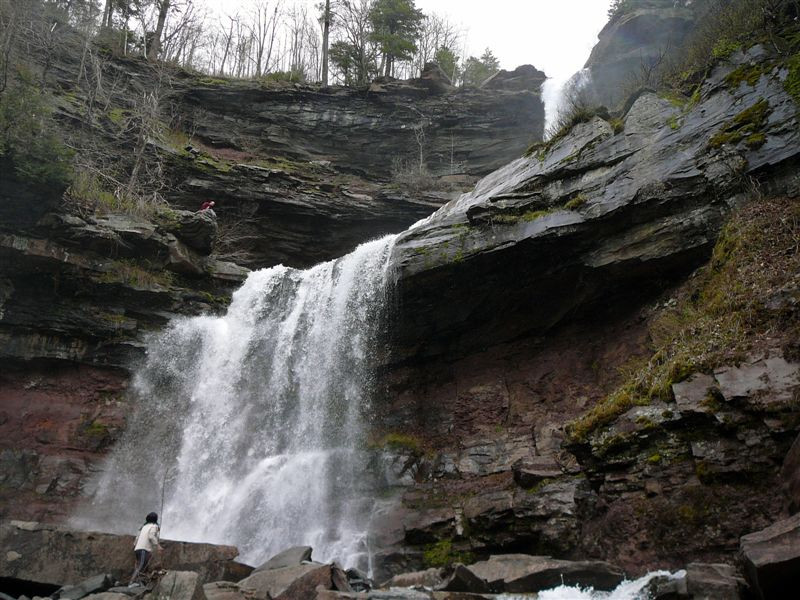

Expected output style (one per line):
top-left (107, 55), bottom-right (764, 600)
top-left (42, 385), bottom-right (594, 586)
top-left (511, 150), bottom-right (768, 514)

top-left (129, 512), bottom-right (163, 586)
top-left (199, 200), bottom-right (217, 218)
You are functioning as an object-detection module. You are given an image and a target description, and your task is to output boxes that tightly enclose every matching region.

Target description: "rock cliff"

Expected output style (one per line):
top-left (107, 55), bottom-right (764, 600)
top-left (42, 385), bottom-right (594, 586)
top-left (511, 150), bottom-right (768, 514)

top-left (373, 44), bottom-right (800, 577)
top-left (584, 4), bottom-right (696, 108)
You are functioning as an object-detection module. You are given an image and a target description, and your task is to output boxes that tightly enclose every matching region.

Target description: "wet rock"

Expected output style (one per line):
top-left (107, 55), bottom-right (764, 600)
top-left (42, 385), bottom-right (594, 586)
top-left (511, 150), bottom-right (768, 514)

top-left (202, 581), bottom-right (245, 600)
top-left (254, 546), bottom-right (313, 571)
top-left (740, 513), bottom-right (800, 600)
top-left (685, 563), bottom-right (747, 599)
top-left (0, 521), bottom-right (247, 587)
top-left (383, 568), bottom-right (442, 589)
top-left (150, 571), bottom-right (204, 600)
top-left (239, 563), bottom-right (332, 600)
top-left (435, 564), bottom-right (489, 594)
top-left (467, 554), bottom-right (624, 593)
top-left (82, 594), bottom-right (135, 600)
top-left (331, 564), bottom-right (353, 593)
top-left (57, 573), bottom-right (113, 599)
top-left (345, 567), bottom-right (371, 592)
top-left (644, 573), bottom-right (689, 599)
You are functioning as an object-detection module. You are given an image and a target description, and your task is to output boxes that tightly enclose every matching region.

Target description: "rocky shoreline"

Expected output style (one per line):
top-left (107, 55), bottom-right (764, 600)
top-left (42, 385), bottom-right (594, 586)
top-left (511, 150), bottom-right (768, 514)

top-left (1, 518), bottom-right (797, 599)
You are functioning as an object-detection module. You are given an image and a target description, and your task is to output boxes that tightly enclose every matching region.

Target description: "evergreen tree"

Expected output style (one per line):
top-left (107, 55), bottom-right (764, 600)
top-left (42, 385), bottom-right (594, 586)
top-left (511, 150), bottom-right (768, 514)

top-left (434, 45), bottom-right (459, 83)
top-left (369, 0), bottom-right (424, 77)
top-left (461, 48), bottom-right (500, 88)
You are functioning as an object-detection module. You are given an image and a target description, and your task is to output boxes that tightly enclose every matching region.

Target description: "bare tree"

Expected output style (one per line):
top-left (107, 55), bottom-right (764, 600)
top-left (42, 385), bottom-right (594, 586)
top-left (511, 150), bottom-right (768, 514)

top-left (321, 0), bottom-right (330, 84)
top-left (147, 0), bottom-right (171, 60)
top-left (247, 0), bottom-right (281, 77)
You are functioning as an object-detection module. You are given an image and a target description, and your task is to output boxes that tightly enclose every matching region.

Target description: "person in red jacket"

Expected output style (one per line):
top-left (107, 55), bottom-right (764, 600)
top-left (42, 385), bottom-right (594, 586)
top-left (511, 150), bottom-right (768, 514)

top-left (199, 200), bottom-right (215, 211)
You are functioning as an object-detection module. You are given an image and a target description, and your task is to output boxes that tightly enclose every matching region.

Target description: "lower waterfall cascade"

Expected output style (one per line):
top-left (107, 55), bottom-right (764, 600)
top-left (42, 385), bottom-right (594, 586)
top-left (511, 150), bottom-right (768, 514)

top-left (74, 235), bottom-right (398, 570)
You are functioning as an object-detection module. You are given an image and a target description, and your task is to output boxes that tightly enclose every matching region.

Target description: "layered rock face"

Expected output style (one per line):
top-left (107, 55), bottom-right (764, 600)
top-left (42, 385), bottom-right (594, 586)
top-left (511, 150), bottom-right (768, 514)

top-left (0, 49), bottom-right (545, 524)
top-left (392, 46), bottom-right (799, 359)
top-left (45, 54), bottom-right (544, 269)
top-left (374, 45), bottom-right (800, 576)
top-left (0, 190), bottom-right (246, 521)
top-left (584, 5), bottom-right (696, 108)
top-left (166, 64), bottom-right (544, 268)
top-left (180, 64), bottom-right (545, 181)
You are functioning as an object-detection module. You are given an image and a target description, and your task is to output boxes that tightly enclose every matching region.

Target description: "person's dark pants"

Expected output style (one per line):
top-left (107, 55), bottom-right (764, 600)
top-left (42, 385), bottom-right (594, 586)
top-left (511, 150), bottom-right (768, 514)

top-left (129, 549), bottom-right (151, 584)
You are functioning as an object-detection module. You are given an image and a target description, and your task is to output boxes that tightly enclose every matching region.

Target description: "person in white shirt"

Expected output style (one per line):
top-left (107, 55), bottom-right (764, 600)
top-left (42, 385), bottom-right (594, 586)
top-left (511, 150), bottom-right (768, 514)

top-left (129, 512), bottom-right (164, 585)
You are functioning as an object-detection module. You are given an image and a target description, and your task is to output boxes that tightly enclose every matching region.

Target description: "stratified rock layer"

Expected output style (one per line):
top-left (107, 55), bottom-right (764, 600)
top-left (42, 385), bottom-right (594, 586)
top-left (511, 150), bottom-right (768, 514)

top-left (392, 47), bottom-right (799, 361)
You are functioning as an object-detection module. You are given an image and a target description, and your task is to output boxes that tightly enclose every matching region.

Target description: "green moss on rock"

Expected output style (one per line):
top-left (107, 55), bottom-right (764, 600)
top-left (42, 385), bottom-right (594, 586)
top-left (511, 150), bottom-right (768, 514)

top-left (708, 98), bottom-right (771, 149)
top-left (422, 539), bottom-right (474, 568)
top-left (784, 53), bottom-right (800, 105)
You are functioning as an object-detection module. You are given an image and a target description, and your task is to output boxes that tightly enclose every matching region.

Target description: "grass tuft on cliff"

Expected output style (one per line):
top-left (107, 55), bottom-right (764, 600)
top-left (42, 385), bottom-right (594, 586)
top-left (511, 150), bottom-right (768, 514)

top-left (568, 194), bottom-right (800, 442)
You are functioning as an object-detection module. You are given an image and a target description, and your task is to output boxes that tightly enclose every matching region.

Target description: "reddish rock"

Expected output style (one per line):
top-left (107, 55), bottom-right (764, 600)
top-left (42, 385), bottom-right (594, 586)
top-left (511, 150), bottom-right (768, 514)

top-left (740, 513), bottom-right (800, 600)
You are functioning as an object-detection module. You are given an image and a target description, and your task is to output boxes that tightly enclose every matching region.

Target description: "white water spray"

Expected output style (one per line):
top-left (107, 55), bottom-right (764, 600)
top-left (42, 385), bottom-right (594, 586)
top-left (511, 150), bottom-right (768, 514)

top-left (542, 68), bottom-right (593, 136)
top-left (500, 570), bottom-right (685, 600)
top-left (76, 236), bottom-right (397, 570)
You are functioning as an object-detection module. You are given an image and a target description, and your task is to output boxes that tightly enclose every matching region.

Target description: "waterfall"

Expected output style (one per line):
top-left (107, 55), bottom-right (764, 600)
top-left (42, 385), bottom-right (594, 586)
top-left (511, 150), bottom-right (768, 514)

top-left (75, 235), bottom-right (397, 570)
top-left (542, 68), bottom-right (593, 136)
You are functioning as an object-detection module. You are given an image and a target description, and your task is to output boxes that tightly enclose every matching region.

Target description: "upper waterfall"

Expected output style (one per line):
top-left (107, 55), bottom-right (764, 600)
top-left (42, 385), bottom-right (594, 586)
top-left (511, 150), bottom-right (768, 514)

top-left (75, 235), bottom-right (398, 570)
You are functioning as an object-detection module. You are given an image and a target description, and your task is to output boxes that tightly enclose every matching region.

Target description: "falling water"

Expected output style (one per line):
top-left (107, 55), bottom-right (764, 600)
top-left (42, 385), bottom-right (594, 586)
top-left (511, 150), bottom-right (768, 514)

top-left (542, 68), bottom-right (593, 135)
top-left (75, 235), bottom-right (397, 570)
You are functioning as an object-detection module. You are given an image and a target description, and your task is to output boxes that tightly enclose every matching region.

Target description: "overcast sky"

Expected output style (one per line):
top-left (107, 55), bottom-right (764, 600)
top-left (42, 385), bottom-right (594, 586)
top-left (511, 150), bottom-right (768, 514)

top-left (413, 0), bottom-right (613, 78)
top-left (203, 1), bottom-right (613, 80)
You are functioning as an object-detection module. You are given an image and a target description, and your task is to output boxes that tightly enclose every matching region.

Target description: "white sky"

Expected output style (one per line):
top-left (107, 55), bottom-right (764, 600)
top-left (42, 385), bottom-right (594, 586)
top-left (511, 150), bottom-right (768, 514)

top-left (204, 0), bottom-right (613, 80)
top-left (413, 0), bottom-right (613, 78)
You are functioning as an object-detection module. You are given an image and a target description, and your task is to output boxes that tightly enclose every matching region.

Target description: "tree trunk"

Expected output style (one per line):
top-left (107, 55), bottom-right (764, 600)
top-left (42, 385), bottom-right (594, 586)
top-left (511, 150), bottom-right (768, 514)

top-left (102, 0), bottom-right (112, 28)
top-left (147, 0), bottom-right (171, 61)
top-left (321, 0), bottom-right (331, 85)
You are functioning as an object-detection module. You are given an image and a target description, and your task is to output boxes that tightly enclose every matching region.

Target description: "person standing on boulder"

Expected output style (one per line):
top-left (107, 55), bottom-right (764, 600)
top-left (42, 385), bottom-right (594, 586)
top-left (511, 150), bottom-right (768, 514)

top-left (129, 512), bottom-right (163, 586)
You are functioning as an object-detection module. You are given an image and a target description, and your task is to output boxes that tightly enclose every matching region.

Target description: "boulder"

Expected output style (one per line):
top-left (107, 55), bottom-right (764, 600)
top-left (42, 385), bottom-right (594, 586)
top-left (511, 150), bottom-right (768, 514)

top-left (383, 568), bottom-right (443, 589)
top-left (644, 573), bottom-right (689, 599)
top-left (57, 574), bottom-right (113, 599)
top-left (740, 513), bottom-right (800, 600)
top-left (150, 571), bottom-right (204, 600)
top-left (434, 564), bottom-right (490, 594)
top-left (345, 567), bottom-right (371, 592)
top-left (82, 595), bottom-right (134, 600)
top-left (238, 563), bottom-right (332, 600)
top-left (161, 210), bottom-right (218, 254)
top-left (331, 564), bottom-right (353, 592)
top-left (685, 563), bottom-right (747, 599)
top-left (466, 554), bottom-right (624, 593)
top-left (202, 582), bottom-right (246, 600)
top-left (482, 65), bottom-right (547, 92)
top-left (0, 521), bottom-right (248, 587)
top-left (254, 546), bottom-right (313, 572)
